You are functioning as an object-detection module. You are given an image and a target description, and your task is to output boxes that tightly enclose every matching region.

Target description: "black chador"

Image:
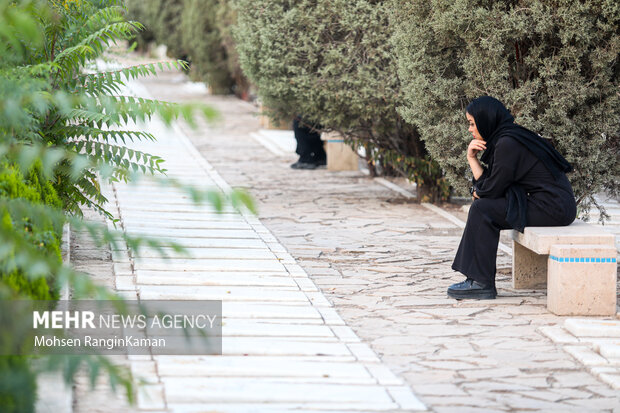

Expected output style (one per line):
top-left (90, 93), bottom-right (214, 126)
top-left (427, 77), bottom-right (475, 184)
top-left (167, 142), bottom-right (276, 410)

top-left (452, 96), bottom-right (576, 290)
top-left (291, 116), bottom-right (326, 169)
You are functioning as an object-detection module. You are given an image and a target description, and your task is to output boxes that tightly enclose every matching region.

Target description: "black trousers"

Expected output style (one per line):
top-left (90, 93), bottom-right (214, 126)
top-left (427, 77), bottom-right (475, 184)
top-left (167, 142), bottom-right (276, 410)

top-left (452, 197), bottom-right (570, 287)
top-left (293, 118), bottom-right (326, 163)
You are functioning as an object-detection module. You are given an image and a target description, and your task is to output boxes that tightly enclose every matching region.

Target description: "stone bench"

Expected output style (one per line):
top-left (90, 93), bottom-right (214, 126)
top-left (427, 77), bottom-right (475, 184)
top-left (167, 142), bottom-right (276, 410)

top-left (510, 221), bottom-right (617, 315)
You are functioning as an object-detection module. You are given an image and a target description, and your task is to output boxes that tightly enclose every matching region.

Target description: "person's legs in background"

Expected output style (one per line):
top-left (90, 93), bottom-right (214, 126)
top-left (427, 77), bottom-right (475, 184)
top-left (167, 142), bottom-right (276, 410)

top-left (291, 117), bottom-right (326, 169)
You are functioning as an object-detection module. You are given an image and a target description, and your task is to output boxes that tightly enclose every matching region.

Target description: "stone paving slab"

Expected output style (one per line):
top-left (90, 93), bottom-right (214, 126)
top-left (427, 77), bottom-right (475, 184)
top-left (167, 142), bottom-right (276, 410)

top-left (119, 210), bottom-right (245, 222)
top-left (133, 238), bottom-right (268, 250)
top-left (137, 285), bottom-right (312, 302)
top-left (541, 319), bottom-right (620, 390)
top-left (168, 255), bottom-right (282, 269)
top-left (167, 404), bottom-right (400, 413)
top-left (113, 195), bottom-right (218, 205)
top-left (124, 220), bottom-right (251, 230)
top-left (126, 228), bottom-right (262, 239)
top-left (565, 318), bottom-right (620, 337)
top-left (161, 377), bottom-right (398, 405)
top-left (221, 302), bottom-right (324, 320)
top-left (215, 338), bottom-right (351, 356)
top-left (131, 247), bottom-right (277, 259)
top-left (221, 320), bottom-right (336, 337)
top-left (135, 270), bottom-right (299, 287)
top-left (117, 204), bottom-right (236, 214)
top-left (133, 257), bottom-right (286, 271)
top-left (155, 356), bottom-right (372, 379)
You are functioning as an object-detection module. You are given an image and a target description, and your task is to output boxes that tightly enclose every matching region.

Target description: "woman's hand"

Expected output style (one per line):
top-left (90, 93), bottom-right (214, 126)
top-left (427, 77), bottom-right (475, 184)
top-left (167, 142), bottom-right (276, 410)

top-left (467, 139), bottom-right (486, 180)
top-left (467, 139), bottom-right (486, 159)
top-left (472, 190), bottom-right (480, 200)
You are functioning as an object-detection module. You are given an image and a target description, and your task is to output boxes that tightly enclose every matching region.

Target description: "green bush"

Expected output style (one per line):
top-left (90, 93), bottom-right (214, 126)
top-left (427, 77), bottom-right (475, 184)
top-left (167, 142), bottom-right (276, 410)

top-left (181, 0), bottom-right (235, 94)
top-left (214, 1), bottom-right (251, 97)
top-left (391, 0), bottom-right (619, 216)
top-left (124, 0), bottom-right (249, 96)
top-left (234, 0), bottom-right (448, 201)
top-left (152, 0), bottom-right (186, 59)
top-left (0, 355), bottom-right (36, 413)
top-left (0, 164), bottom-right (62, 300)
top-left (0, 163), bottom-right (61, 413)
top-left (124, 0), bottom-right (156, 50)
top-left (124, 0), bottom-right (185, 58)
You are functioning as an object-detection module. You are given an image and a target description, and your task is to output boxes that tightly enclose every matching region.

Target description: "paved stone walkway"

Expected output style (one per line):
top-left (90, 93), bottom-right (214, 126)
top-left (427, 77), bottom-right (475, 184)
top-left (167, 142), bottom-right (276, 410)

top-left (68, 55), bottom-right (620, 412)
top-left (93, 79), bottom-right (426, 412)
top-left (128, 64), bottom-right (619, 412)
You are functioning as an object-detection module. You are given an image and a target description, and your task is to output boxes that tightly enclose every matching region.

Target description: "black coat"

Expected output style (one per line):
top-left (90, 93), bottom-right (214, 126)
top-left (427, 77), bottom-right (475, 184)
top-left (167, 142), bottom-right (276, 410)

top-left (473, 135), bottom-right (576, 226)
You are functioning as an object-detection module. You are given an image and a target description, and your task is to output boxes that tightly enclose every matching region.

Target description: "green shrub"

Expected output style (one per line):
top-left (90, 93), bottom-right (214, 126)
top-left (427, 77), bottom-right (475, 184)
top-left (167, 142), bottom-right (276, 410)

top-left (153, 0), bottom-right (186, 59)
top-left (124, 0), bottom-right (185, 58)
top-left (234, 0), bottom-right (448, 201)
top-left (124, 0), bottom-right (156, 50)
top-left (214, 1), bottom-right (250, 97)
top-left (0, 355), bottom-right (36, 413)
top-left (0, 163), bottom-right (61, 413)
top-left (181, 0), bottom-right (235, 94)
top-left (0, 164), bottom-right (62, 300)
top-left (391, 0), bottom-right (619, 216)
top-left (125, 0), bottom-right (249, 96)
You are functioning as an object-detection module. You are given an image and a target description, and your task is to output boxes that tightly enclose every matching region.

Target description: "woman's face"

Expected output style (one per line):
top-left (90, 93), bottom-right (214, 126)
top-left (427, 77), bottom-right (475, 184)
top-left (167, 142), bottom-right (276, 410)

top-left (466, 112), bottom-right (483, 141)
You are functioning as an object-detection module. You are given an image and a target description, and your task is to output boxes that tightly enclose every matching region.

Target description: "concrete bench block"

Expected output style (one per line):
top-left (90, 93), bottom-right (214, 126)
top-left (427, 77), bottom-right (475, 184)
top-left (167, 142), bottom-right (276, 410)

top-left (512, 221), bottom-right (615, 255)
top-left (321, 132), bottom-right (358, 171)
top-left (547, 244), bottom-right (617, 316)
top-left (512, 240), bottom-right (548, 289)
top-left (510, 221), bottom-right (616, 289)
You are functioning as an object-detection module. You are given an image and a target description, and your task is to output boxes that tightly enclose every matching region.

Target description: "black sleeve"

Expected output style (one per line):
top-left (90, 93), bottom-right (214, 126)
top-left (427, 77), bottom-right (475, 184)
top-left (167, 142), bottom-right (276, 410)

top-left (472, 167), bottom-right (489, 185)
top-left (474, 137), bottom-right (521, 199)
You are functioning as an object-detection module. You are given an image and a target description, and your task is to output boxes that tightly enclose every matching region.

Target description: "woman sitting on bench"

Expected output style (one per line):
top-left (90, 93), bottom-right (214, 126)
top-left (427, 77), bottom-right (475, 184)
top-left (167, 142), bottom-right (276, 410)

top-left (449, 96), bottom-right (576, 300)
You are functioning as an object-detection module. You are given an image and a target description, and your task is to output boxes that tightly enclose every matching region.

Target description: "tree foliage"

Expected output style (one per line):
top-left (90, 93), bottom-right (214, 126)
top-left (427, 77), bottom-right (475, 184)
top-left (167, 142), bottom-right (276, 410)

top-left (214, 1), bottom-right (251, 97)
top-left (125, 0), bottom-right (249, 96)
top-left (0, 164), bottom-right (62, 301)
top-left (123, 0), bottom-right (184, 57)
top-left (181, 0), bottom-right (235, 94)
top-left (391, 0), bottom-right (619, 217)
top-left (152, 0), bottom-right (186, 58)
top-left (123, 0), bottom-right (155, 49)
top-left (234, 0), bottom-right (449, 201)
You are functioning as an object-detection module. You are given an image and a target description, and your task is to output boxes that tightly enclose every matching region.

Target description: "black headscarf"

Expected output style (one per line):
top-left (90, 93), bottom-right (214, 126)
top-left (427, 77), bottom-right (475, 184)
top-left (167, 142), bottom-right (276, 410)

top-left (467, 96), bottom-right (573, 232)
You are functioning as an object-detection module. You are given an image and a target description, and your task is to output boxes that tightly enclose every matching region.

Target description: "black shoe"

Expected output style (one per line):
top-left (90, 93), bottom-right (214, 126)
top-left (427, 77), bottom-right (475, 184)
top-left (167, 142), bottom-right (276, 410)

top-left (291, 160), bottom-right (326, 170)
top-left (449, 278), bottom-right (496, 293)
top-left (290, 161), bottom-right (315, 169)
top-left (292, 161), bottom-right (318, 170)
top-left (447, 278), bottom-right (497, 300)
